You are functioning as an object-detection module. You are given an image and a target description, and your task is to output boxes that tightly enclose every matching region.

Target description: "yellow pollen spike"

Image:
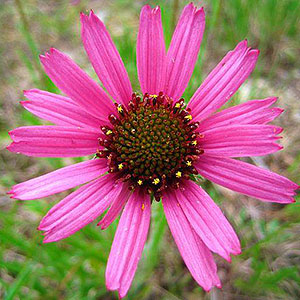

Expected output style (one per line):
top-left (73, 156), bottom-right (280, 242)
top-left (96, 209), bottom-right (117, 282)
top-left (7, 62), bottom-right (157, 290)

top-left (185, 115), bottom-right (192, 121)
top-left (137, 179), bottom-right (143, 186)
top-left (186, 161), bottom-right (192, 167)
top-left (142, 203), bottom-right (145, 210)
top-left (118, 163), bottom-right (124, 170)
top-left (191, 140), bottom-right (197, 146)
top-left (176, 171), bottom-right (182, 178)
top-left (152, 178), bottom-right (160, 185)
top-left (117, 106), bottom-right (123, 113)
top-left (150, 94), bottom-right (158, 98)
top-left (106, 130), bottom-right (112, 135)
top-left (175, 103), bottom-right (181, 108)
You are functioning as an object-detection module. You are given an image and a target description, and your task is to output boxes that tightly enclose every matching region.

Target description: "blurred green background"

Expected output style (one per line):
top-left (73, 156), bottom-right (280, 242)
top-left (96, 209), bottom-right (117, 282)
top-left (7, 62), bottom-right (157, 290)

top-left (0, 0), bottom-right (299, 299)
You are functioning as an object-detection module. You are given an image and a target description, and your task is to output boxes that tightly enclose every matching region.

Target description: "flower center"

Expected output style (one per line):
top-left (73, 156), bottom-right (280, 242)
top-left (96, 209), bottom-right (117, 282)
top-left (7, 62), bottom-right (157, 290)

top-left (97, 92), bottom-right (202, 200)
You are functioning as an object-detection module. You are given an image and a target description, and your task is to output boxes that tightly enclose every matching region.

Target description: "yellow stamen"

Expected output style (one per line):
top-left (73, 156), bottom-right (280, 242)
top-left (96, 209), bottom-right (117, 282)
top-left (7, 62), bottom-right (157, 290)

top-left (191, 140), bottom-right (197, 146)
top-left (118, 163), bottom-right (124, 170)
top-left (175, 103), bottom-right (181, 108)
top-left (184, 115), bottom-right (192, 121)
top-left (152, 178), bottom-right (160, 185)
top-left (186, 160), bottom-right (192, 167)
top-left (106, 130), bottom-right (112, 135)
top-left (150, 94), bottom-right (157, 98)
top-left (117, 106), bottom-right (123, 113)
top-left (142, 203), bottom-right (145, 210)
top-left (137, 179), bottom-right (143, 186)
top-left (176, 171), bottom-right (182, 178)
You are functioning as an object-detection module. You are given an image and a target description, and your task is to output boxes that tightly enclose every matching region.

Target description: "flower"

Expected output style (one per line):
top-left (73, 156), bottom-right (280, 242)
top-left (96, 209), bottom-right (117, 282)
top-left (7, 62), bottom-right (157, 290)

top-left (7, 3), bottom-right (298, 298)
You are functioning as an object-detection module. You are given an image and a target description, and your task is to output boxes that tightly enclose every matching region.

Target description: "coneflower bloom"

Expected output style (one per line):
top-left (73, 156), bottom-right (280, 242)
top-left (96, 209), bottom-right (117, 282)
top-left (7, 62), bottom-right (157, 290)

top-left (7, 3), bottom-right (298, 297)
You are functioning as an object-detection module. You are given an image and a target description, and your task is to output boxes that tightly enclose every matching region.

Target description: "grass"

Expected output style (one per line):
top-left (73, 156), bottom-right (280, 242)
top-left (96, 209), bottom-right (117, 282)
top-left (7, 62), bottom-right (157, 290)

top-left (0, 0), bottom-right (299, 299)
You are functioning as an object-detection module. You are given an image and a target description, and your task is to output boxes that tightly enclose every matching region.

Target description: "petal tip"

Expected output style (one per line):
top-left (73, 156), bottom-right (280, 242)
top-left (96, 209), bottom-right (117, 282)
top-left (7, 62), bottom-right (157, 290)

top-left (239, 39), bottom-right (248, 48)
top-left (232, 249), bottom-right (242, 256)
top-left (79, 11), bottom-right (88, 22)
top-left (7, 190), bottom-right (17, 199)
top-left (19, 100), bottom-right (27, 106)
top-left (43, 235), bottom-right (59, 243)
top-left (118, 290), bottom-right (127, 299)
top-left (105, 280), bottom-right (119, 293)
top-left (277, 127), bottom-right (284, 134)
top-left (42, 237), bottom-right (51, 244)
top-left (202, 285), bottom-right (214, 293)
top-left (152, 6), bottom-right (161, 15)
top-left (250, 48), bottom-right (260, 58)
top-left (89, 9), bottom-right (102, 23)
top-left (89, 9), bottom-right (95, 17)
top-left (142, 4), bottom-right (152, 10)
top-left (49, 47), bottom-right (57, 54)
top-left (275, 144), bottom-right (284, 151)
top-left (197, 6), bottom-right (205, 14)
top-left (39, 54), bottom-right (46, 61)
top-left (226, 256), bottom-right (232, 263)
top-left (216, 281), bottom-right (223, 289)
top-left (276, 107), bottom-right (284, 114)
top-left (6, 143), bottom-right (15, 152)
top-left (99, 223), bottom-right (106, 230)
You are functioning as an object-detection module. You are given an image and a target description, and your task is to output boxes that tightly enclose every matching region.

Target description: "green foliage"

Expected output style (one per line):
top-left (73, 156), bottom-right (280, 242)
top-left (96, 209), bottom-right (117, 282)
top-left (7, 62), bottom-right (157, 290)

top-left (1, 0), bottom-right (299, 299)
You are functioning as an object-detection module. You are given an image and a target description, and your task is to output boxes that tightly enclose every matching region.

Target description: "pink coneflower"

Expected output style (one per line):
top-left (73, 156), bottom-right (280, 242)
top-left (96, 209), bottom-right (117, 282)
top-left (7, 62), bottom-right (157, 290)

top-left (7, 3), bottom-right (298, 298)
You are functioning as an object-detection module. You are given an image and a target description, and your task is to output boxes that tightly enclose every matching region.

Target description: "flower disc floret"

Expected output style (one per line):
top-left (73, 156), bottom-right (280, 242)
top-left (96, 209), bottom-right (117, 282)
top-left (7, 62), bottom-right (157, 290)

top-left (97, 92), bottom-right (202, 199)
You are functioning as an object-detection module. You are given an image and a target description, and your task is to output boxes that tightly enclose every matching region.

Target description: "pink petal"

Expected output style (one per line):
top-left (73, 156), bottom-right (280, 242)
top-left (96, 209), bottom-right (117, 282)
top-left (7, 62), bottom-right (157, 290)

top-left (137, 5), bottom-right (167, 95)
top-left (249, 107), bottom-right (283, 124)
top-left (199, 97), bottom-right (282, 131)
top-left (7, 126), bottom-right (101, 157)
top-left (8, 159), bottom-right (107, 200)
top-left (163, 191), bottom-right (221, 291)
top-left (21, 89), bottom-right (102, 130)
top-left (40, 48), bottom-right (114, 122)
top-left (39, 174), bottom-right (120, 242)
top-left (189, 40), bottom-right (259, 121)
top-left (199, 124), bottom-right (283, 157)
top-left (195, 156), bottom-right (299, 203)
top-left (176, 180), bottom-right (240, 261)
top-left (106, 191), bottom-right (151, 298)
top-left (98, 182), bottom-right (131, 229)
top-left (165, 3), bottom-right (205, 101)
top-left (80, 11), bottom-right (132, 106)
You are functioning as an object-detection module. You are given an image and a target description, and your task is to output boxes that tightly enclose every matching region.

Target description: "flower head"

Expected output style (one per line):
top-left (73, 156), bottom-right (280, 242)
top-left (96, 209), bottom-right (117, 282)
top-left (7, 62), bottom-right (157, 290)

top-left (98, 92), bottom-right (201, 200)
top-left (7, 3), bottom-right (298, 298)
